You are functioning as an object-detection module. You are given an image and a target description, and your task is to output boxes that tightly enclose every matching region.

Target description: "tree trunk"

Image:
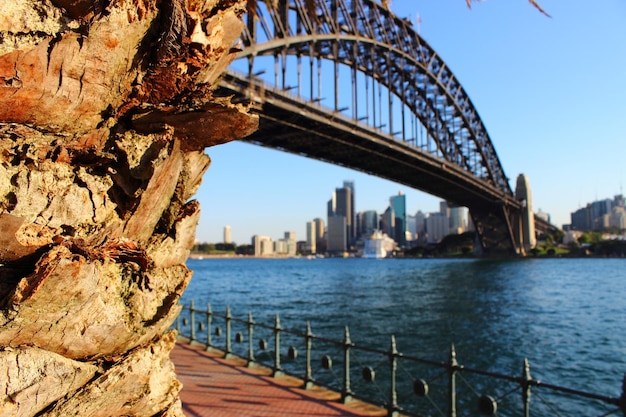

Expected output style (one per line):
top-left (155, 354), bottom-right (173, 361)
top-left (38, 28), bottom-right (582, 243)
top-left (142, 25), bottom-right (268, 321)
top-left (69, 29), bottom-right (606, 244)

top-left (0, 0), bottom-right (257, 415)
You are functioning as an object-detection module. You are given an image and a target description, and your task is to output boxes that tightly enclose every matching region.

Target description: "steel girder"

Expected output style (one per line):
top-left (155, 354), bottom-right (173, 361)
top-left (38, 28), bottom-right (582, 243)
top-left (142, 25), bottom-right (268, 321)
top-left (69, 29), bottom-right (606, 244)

top-left (219, 0), bottom-right (554, 254)
top-left (238, 0), bottom-right (512, 197)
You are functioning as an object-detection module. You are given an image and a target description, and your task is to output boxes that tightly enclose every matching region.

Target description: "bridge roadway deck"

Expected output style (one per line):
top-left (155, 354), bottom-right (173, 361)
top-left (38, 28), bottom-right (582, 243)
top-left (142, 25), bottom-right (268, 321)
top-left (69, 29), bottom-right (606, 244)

top-left (171, 339), bottom-right (389, 417)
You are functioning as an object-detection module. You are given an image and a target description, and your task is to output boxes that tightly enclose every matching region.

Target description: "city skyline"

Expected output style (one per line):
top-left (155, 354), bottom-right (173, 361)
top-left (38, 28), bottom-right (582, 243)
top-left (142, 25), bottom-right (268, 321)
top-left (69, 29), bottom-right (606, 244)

top-left (202, 182), bottom-right (623, 245)
top-left (217, 180), bottom-right (472, 246)
top-left (193, 0), bottom-right (626, 244)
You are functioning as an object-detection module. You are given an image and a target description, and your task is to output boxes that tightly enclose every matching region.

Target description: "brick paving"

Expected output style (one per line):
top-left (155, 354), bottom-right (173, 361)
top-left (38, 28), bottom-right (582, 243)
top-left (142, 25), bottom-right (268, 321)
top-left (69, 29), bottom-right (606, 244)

top-left (171, 341), bottom-right (388, 417)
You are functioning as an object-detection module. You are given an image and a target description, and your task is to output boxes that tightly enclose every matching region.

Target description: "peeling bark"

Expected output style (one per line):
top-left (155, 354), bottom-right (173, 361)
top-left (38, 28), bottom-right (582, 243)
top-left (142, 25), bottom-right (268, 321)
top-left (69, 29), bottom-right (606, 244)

top-left (0, 0), bottom-right (257, 414)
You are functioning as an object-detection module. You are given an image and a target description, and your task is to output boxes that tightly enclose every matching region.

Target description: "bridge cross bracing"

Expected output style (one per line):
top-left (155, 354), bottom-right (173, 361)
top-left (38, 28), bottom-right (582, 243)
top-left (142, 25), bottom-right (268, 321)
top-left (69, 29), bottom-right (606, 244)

top-left (219, 0), bottom-right (553, 255)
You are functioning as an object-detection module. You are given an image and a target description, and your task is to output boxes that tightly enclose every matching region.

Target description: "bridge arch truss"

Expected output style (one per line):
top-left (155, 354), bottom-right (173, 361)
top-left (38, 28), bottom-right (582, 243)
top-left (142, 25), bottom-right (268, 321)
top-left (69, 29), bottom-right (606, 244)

top-left (239, 0), bottom-right (512, 196)
top-left (220, 0), bottom-right (554, 254)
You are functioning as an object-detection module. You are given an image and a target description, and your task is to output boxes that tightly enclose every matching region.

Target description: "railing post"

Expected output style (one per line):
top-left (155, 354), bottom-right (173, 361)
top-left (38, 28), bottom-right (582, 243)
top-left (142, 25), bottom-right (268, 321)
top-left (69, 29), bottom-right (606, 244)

top-left (205, 303), bottom-right (213, 351)
top-left (342, 326), bottom-right (353, 403)
top-left (225, 305), bottom-right (233, 358)
top-left (189, 299), bottom-right (196, 344)
top-left (521, 358), bottom-right (532, 417)
top-left (448, 345), bottom-right (458, 417)
top-left (303, 321), bottom-right (314, 389)
top-left (388, 335), bottom-right (399, 417)
top-left (247, 311), bottom-right (255, 366)
top-left (273, 314), bottom-right (283, 377)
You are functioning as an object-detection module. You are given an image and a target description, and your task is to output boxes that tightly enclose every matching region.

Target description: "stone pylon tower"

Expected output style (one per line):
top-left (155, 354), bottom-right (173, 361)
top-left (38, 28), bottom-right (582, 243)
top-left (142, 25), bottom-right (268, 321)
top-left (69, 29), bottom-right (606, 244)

top-left (515, 174), bottom-right (537, 254)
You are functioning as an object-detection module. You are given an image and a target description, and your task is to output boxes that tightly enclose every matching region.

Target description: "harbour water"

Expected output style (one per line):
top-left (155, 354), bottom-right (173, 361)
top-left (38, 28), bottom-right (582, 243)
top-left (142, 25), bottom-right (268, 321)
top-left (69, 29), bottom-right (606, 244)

top-left (182, 257), bottom-right (626, 415)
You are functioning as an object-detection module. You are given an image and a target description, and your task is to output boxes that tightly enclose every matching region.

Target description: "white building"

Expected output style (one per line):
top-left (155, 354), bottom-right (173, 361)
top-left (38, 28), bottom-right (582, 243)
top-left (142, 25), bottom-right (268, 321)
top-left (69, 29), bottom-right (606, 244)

top-left (223, 225), bottom-right (231, 244)
top-left (426, 212), bottom-right (449, 243)
top-left (306, 221), bottom-right (317, 254)
top-left (275, 232), bottom-right (297, 256)
top-left (252, 235), bottom-right (273, 257)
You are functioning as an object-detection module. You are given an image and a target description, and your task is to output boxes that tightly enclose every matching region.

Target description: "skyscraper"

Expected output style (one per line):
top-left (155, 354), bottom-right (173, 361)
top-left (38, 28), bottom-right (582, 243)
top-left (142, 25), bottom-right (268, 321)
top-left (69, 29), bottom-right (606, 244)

top-left (326, 216), bottom-right (347, 253)
top-left (306, 221), bottom-right (316, 254)
top-left (314, 217), bottom-right (325, 251)
top-left (223, 225), bottom-right (231, 244)
top-left (343, 180), bottom-right (356, 243)
top-left (415, 210), bottom-right (427, 243)
top-left (380, 206), bottom-right (394, 239)
top-left (335, 186), bottom-right (353, 243)
top-left (449, 204), bottom-right (466, 234)
top-left (359, 210), bottom-right (379, 237)
top-left (328, 182), bottom-right (355, 247)
top-left (390, 192), bottom-right (407, 247)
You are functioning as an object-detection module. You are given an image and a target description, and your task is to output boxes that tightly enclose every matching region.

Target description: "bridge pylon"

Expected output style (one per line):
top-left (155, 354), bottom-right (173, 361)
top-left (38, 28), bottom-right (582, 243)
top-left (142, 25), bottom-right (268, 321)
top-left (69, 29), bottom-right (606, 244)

top-left (513, 174), bottom-right (537, 255)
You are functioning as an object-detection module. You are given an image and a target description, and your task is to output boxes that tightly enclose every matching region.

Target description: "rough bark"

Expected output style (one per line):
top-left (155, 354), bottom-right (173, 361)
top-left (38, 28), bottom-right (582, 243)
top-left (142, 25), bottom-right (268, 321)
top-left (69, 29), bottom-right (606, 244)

top-left (0, 0), bottom-right (257, 415)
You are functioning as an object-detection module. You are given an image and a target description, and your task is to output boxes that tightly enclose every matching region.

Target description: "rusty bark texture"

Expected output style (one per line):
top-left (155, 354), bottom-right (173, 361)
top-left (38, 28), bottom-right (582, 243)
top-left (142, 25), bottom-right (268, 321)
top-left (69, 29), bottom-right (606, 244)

top-left (0, 0), bottom-right (257, 415)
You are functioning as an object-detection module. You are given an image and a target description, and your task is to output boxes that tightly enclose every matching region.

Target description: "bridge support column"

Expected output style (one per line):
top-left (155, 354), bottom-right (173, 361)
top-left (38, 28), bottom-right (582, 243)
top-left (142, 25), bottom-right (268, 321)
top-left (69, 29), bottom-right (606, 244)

top-left (471, 206), bottom-right (519, 256)
top-left (514, 174), bottom-right (537, 255)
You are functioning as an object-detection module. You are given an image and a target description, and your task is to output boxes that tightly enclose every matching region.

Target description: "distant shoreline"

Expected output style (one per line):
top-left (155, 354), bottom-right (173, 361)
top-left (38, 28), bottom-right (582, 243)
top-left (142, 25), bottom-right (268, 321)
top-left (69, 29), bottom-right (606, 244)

top-left (188, 253), bottom-right (302, 260)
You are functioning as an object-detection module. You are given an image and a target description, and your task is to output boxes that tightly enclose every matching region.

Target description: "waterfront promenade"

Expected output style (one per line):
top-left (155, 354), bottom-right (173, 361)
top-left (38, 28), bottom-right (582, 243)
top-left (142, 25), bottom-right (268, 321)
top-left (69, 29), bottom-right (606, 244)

top-left (171, 340), bottom-right (388, 417)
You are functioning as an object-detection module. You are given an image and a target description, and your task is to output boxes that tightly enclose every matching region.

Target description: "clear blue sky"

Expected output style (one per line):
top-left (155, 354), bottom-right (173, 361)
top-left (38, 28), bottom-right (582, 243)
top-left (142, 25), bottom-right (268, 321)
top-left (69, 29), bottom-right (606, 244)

top-left (194, 0), bottom-right (626, 244)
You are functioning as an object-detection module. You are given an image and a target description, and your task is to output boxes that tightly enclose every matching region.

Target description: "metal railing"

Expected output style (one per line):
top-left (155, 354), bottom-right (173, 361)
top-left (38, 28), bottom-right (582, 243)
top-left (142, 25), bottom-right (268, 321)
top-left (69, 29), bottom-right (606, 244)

top-left (175, 300), bottom-right (626, 417)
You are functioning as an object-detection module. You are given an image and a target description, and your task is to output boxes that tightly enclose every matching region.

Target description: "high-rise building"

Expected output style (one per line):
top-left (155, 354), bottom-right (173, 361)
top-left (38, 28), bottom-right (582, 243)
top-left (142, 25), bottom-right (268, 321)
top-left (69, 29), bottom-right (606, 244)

top-left (223, 225), bottom-right (231, 244)
top-left (449, 204), bottom-right (466, 234)
top-left (590, 199), bottom-right (612, 222)
top-left (343, 180), bottom-right (356, 242)
top-left (328, 182), bottom-right (355, 247)
top-left (571, 196), bottom-right (621, 231)
top-left (608, 207), bottom-right (626, 230)
top-left (275, 232), bottom-right (297, 256)
top-left (252, 235), bottom-right (273, 257)
top-left (380, 206), bottom-right (394, 239)
top-left (313, 217), bottom-right (325, 252)
top-left (327, 193), bottom-right (336, 218)
top-left (571, 207), bottom-right (591, 231)
top-left (359, 210), bottom-right (379, 237)
top-left (306, 221), bottom-right (316, 254)
top-left (327, 215), bottom-right (347, 253)
top-left (439, 201), bottom-right (450, 217)
top-left (414, 210), bottom-right (427, 242)
top-left (425, 212), bottom-right (449, 243)
top-left (334, 185), bottom-right (354, 245)
top-left (390, 192), bottom-right (407, 247)
top-left (406, 214), bottom-right (416, 242)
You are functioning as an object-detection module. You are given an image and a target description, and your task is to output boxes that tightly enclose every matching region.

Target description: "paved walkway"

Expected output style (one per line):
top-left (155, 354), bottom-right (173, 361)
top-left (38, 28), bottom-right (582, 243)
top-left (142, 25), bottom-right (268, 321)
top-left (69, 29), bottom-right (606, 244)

top-left (171, 341), bottom-right (388, 417)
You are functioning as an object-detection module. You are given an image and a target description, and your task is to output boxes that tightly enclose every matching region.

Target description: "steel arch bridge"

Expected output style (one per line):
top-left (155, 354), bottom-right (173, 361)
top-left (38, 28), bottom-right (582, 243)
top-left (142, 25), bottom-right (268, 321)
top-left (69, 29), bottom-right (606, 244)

top-left (218, 0), bottom-right (553, 255)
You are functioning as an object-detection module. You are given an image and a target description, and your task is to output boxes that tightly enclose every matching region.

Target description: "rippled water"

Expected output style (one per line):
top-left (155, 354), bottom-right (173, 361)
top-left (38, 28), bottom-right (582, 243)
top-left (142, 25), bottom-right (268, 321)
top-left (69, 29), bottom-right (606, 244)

top-left (182, 257), bottom-right (626, 415)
